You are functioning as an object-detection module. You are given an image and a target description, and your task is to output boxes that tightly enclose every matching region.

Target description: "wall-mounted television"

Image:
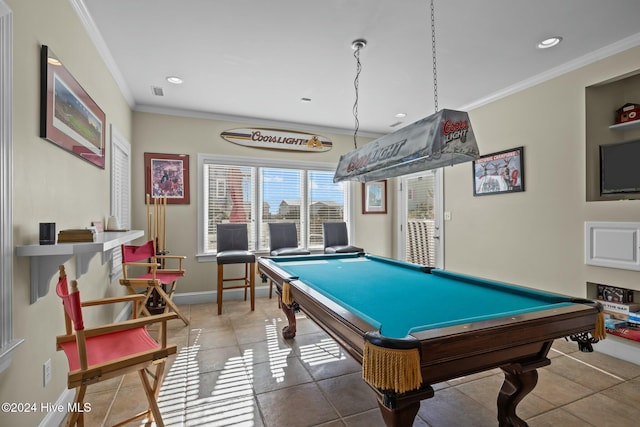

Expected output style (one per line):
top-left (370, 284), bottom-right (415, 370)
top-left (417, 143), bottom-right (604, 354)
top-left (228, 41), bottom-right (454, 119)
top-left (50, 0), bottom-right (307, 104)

top-left (600, 139), bottom-right (640, 195)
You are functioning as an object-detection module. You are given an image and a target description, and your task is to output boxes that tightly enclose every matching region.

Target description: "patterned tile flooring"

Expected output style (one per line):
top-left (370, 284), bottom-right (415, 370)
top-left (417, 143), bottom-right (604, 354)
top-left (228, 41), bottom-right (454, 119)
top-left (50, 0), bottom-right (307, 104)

top-left (75, 297), bottom-right (640, 427)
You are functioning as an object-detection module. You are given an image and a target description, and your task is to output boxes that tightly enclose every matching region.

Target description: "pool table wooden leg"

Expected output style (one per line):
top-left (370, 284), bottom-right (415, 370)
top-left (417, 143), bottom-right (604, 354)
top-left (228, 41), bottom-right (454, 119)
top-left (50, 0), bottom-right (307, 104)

top-left (373, 387), bottom-right (433, 427)
top-left (498, 362), bottom-right (545, 427)
top-left (278, 294), bottom-right (297, 339)
top-left (376, 398), bottom-right (421, 427)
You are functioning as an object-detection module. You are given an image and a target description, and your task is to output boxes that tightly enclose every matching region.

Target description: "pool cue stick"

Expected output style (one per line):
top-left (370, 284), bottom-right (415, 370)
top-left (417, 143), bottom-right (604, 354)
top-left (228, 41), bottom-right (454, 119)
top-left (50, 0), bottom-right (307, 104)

top-left (162, 196), bottom-right (167, 252)
top-left (146, 193), bottom-right (151, 240)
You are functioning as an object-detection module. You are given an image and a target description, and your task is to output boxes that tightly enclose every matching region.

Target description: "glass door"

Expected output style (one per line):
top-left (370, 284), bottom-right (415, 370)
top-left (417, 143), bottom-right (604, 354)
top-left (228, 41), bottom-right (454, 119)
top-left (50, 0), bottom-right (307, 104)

top-left (396, 169), bottom-right (443, 268)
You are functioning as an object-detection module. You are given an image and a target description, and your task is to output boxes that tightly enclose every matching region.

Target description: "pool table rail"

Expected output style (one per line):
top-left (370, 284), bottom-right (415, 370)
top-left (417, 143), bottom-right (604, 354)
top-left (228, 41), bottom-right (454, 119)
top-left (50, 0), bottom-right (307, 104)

top-left (259, 258), bottom-right (379, 344)
top-left (412, 303), bottom-right (598, 384)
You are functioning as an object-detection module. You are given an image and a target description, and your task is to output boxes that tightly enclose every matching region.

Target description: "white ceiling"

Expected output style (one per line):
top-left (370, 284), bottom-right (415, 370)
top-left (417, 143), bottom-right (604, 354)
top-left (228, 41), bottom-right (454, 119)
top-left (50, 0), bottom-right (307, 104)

top-left (79, 0), bottom-right (640, 136)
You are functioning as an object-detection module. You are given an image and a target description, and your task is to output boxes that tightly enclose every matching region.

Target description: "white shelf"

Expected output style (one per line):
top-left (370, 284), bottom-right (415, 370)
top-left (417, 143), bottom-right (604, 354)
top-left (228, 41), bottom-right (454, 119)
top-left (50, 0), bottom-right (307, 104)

top-left (16, 230), bottom-right (144, 303)
top-left (609, 120), bottom-right (640, 132)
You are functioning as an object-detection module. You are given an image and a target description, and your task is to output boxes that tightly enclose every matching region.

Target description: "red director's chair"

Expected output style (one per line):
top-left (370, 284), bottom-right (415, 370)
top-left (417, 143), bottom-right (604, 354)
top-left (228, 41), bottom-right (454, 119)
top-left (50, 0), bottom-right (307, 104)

top-left (120, 240), bottom-right (189, 325)
top-left (55, 265), bottom-right (177, 426)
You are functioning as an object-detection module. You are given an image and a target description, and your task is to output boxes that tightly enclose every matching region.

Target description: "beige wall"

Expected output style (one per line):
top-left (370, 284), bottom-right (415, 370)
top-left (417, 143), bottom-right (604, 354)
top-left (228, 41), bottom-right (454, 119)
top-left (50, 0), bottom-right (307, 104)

top-left (2, 0), bottom-right (132, 425)
top-left (444, 46), bottom-right (640, 359)
top-left (131, 111), bottom-right (387, 295)
top-left (2, 0), bottom-right (640, 425)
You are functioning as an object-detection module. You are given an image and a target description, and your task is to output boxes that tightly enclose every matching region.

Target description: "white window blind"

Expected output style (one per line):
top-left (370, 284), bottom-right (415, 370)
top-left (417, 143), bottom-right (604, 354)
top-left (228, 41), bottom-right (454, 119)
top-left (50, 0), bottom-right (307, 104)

top-left (0, 1), bottom-right (21, 373)
top-left (110, 126), bottom-right (131, 279)
top-left (308, 171), bottom-right (344, 248)
top-left (205, 164), bottom-right (255, 252)
top-left (199, 155), bottom-right (350, 255)
top-left (260, 168), bottom-right (304, 249)
top-left (405, 172), bottom-right (436, 266)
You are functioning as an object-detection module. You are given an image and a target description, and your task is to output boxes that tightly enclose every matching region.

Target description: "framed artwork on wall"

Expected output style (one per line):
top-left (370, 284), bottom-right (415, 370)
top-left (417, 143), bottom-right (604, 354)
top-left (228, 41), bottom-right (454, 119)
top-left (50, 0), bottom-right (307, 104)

top-left (362, 180), bottom-right (387, 214)
top-left (40, 45), bottom-right (106, 168)
top-left (144, 152), bottom-right (190, 204)
top-left (472, 147), bottom-right (525, 196)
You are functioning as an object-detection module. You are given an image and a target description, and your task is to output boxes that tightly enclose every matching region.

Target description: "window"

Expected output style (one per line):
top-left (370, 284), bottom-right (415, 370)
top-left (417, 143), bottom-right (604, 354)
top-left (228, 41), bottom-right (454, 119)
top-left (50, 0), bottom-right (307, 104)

top-left (260, 167), bottom-right (302, 248)
top-left (308, 171), bottom-right (345, 246)
top-left (109, 126), bottom-right (131, 279)
top-left (197, 154), bottom-right (351, 256)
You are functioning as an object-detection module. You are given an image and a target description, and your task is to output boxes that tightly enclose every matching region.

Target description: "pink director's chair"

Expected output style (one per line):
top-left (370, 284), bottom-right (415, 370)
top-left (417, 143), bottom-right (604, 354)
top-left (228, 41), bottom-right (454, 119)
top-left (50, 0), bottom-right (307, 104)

top-left (56, 265), bottom-right (177, 427)
top-left (120, 240), bottom-right (189, 325)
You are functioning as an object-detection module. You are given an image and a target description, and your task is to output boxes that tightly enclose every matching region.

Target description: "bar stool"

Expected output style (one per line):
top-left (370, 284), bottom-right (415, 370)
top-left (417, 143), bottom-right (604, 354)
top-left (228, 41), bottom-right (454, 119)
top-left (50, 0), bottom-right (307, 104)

top-left (268, 222), bottom-right (310, 299)
top-left (216, 223), bottom-right (255, 315)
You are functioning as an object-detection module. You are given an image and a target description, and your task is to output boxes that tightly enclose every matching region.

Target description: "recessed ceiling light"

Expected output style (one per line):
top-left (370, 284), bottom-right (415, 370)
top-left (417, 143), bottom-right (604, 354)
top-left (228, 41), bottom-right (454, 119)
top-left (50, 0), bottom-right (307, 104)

top-left (537, 36), bottom-right (562, 49)
top-left (166, 76), bottom-right (184, 84)
top-left (395, 113), bottom-right (407, 118)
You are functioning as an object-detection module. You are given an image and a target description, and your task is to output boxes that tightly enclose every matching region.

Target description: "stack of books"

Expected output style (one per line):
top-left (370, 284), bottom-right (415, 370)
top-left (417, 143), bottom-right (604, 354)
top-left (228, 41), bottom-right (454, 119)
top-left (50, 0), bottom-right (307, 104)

top-left (598, 284), bottom-right (640, 342)
top-left (57, 229), bottom-right (96, 243)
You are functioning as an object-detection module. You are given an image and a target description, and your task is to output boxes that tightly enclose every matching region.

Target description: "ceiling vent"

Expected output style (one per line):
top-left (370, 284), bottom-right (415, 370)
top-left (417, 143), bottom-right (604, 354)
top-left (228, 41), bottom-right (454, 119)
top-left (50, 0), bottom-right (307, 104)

top-left (389, 121), bottom-right (404, 128)
top-left (151, 86), bottom-right (164, 96)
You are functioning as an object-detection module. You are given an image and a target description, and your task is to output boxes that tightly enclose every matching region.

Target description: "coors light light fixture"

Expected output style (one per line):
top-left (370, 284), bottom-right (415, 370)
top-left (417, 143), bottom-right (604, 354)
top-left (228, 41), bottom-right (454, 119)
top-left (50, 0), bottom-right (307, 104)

top-left (333, 0), bottom-right (480, 183)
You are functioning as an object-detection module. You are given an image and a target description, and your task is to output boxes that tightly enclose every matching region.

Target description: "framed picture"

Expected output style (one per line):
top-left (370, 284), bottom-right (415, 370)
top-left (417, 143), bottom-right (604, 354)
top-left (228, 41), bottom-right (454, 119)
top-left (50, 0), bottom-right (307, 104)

top-left (144, 152), bottom-right (190, 204)
top-left (473, 146), bottom-right (525, 196)
top-left (40, 45), bottom-right (106, 168)
top-left (362, 180), bottom-right (387, 214)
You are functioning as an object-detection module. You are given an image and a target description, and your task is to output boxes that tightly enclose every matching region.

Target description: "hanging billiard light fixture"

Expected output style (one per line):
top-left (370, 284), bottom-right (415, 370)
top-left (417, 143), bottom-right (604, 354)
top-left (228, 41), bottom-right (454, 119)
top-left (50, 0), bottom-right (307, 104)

top-left (333, 0), bottom-right (480, 183)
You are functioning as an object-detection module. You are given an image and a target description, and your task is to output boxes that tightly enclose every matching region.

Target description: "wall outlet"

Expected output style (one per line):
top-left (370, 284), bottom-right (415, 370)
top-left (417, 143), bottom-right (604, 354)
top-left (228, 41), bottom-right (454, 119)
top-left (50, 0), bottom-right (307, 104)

top-left (444, 211), bottom-right (452, 221)
top-left (43, 359), bottom-right (52, 386)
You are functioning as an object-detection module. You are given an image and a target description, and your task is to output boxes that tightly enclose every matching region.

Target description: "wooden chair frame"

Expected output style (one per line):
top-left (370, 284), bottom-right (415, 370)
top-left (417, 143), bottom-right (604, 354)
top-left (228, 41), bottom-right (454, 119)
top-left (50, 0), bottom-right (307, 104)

top-left (216, 223), bottom-right (255, 315)
top-left (120, 241), bottom-right (189, 325)
top-left (56, 266), bottom-right (177, 427)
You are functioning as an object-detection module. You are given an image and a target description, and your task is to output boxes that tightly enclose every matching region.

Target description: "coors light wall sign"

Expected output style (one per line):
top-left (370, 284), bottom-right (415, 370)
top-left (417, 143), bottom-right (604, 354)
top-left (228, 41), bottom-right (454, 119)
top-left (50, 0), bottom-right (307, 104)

top-left (333, 109), bottom-right (479, 182)
top-left (221, 128), bottom-right (332, 152)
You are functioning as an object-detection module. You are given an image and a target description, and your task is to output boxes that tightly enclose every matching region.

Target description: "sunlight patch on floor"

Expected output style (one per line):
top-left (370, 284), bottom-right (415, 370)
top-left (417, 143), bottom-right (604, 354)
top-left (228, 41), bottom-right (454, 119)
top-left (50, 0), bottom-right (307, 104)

top-left (154, 328), bottom-right (257, 426)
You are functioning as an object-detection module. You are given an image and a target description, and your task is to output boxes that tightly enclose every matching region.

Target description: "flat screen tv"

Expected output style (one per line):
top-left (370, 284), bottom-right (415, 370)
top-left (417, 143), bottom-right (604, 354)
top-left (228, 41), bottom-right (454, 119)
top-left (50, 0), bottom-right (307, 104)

top-left (600, 139), bottom-right (640, 195)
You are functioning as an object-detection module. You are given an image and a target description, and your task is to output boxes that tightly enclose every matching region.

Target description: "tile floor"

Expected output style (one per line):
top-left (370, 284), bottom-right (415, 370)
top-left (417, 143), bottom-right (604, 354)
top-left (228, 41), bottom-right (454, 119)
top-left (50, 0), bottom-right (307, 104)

top-left (76, 297), bottom-right (640, 427)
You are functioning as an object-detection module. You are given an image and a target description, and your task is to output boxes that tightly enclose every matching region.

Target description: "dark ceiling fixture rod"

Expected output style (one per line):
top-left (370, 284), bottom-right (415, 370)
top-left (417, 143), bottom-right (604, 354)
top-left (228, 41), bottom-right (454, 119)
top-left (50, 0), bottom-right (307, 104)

top-left (351, 38), bottom-right (366, 149)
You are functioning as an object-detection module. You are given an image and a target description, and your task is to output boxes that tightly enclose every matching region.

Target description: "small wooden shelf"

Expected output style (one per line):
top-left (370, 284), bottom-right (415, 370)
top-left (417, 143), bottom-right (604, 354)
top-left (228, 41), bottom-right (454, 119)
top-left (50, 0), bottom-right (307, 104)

top-left (16, 230), bottom-right (144, 303)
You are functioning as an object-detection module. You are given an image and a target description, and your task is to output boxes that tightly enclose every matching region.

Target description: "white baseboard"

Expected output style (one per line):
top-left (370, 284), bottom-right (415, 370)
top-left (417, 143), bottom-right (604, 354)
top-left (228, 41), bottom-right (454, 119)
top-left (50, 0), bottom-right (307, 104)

top-left (173, 283), bottom-right (273, 305)
top-left (38, 389), bottom-right (75, 427)
top-left (595, 334), bottom-right (640, 365)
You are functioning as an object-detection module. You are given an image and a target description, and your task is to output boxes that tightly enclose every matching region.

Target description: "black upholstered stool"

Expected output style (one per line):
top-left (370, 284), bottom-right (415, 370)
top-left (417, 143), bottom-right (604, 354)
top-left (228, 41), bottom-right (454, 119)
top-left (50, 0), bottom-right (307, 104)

top-left (268, 222), bottom-right (310, 298)
top-left (216, 223), bottom-right (255, 315)
top-left (323, 222), bottom-right (364, 254)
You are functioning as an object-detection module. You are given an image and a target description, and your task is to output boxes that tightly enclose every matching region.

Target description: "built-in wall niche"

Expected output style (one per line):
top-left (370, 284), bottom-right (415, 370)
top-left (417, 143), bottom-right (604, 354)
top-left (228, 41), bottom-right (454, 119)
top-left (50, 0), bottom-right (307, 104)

top-left (586, 70), bottom-right (640, 201)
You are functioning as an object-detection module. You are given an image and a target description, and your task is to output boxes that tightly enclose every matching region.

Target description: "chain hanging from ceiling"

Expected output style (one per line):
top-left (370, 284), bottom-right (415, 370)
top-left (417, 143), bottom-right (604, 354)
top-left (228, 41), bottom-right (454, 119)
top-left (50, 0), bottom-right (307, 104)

top-left (333, 0), bottom-right (480, 183)
top-left (351, 39), bottom-right (366, 149)
top-left (430, 0), bottom-right (439, 113)
top-left (350, 1), bottom-right (437, 150)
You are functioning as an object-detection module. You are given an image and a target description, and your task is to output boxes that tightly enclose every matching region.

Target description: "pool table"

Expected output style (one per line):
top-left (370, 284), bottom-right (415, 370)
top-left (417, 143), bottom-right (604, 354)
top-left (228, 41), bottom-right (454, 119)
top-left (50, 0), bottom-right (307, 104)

top-left (257, 253), bottom-right (602, 427)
